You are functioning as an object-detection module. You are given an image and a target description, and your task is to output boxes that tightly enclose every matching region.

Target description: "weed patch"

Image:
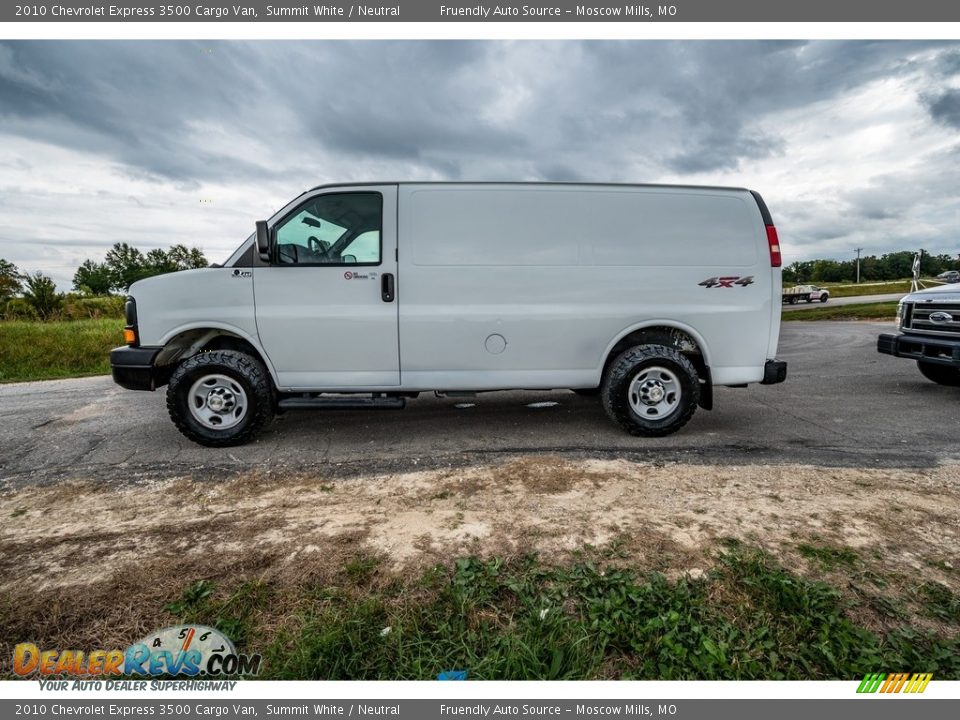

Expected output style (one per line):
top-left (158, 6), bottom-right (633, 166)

top-left (782, 302), bottom-right (898, 322)
top-left (0, 318), bottom-right (123, 382)
top-left (798, 544), bottom-right (859, 570)
top-left (3, 546), bottom-right (957, 680)
top-left (916, 582), bottom-right (960, 623)
top-left (249, 548), bottom-right (960, 679)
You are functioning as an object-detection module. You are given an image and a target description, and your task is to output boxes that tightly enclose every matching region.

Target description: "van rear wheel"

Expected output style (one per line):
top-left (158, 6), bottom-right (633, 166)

top-left (602, 345), bottom-right (700, 437)
top-left (166, 350), bottom-right (275, 447)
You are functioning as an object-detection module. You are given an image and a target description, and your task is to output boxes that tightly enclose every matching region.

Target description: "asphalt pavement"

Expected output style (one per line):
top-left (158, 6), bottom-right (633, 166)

top-left (1, 320), bottom-right (958, 489)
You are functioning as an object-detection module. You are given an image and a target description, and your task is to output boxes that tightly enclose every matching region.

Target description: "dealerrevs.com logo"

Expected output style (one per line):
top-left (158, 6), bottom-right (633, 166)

top-left (13, 625), bottom-right (261, 678)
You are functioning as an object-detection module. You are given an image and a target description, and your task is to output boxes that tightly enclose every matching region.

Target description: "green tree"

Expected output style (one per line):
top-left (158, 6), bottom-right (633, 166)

top-left (0, 258), bottom-right (23, 303)
top-left (919, 250), bottom-right (953, 277)
top-left (145, 248), bottom-right (176, 274)
top-left (104, 242), bottom-right (149, 291)
top-left (102, 242), bottom-right (208, 291)
top-left (811, 259), bottom-right (844, 283)
top-left (72, 260), bottom-right (113, 296)
top-left (166, 244), bottom-right (208, 270)
top-left (876, 251), bottom-right (914, 280)
top-left (785, 260), bottom-right (815, 284)
top-left (22, 272), bottom-right (63, 320)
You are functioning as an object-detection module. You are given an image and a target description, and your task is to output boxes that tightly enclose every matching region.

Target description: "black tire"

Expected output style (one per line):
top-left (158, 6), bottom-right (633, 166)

top-left (166, 350), bottom-right (274, 447)
top-left (917, 361), bottom-right (960, 387)
top-left (572, 388), bottom-right (601, 397)
top-left (601, 344), bottom-right (700, 437)
top-left (820, 295), bottom-right (828, 303)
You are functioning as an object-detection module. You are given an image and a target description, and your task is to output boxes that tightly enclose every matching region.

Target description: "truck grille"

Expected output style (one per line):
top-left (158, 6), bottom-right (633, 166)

top-left (902, 302), bottom-right (960, 336)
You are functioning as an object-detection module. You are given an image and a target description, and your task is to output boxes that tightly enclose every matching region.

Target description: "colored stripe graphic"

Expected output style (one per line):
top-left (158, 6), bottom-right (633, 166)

top-left (904, 673), bottom-right (933, 693)
top-left (857, 673), bottom-right (885, 693)
top-left (857, 672), bottom-right (932, 694)
top-left (881, 673), bottom-right (908, 693)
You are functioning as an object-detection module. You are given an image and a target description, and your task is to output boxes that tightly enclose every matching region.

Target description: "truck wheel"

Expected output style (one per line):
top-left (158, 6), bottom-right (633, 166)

top-left (917, 361), bottom-right (960, 387)
top-left (166, 350), bottom-right (274, 447)
top-left (601, 345), bottom-right (700, 437)
top-left (820, 295), bottom-right (828, 303)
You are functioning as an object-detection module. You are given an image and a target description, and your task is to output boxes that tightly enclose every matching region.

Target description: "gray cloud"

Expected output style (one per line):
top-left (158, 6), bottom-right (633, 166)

top-left (1, 40), bottom-right (959, 288)
top-left (924, 88), bottom-right (960, 128)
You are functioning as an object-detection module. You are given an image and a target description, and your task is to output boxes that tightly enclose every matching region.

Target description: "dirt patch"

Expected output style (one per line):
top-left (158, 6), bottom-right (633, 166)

top-left (2, 456), bottom-right (958, 595)
top-left (2, 455), bottom-right (960, 661)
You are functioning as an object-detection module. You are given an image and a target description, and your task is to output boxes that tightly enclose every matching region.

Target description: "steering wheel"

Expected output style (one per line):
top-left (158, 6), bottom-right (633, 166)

top-left (308, 236), bottom-right (331, 255)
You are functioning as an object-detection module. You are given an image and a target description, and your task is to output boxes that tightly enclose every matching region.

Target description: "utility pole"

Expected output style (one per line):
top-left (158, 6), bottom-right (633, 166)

top-left (855, 248), bottom-right (863, 284)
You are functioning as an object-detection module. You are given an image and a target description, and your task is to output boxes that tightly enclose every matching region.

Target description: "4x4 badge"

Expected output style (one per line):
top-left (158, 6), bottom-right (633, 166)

top-left (699, 276), bottom-right (754, 288)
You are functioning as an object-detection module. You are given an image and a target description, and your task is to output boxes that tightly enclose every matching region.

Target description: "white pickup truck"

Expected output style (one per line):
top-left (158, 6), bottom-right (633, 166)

top-left (878, 282), bottom-right (960, 386)
top-left (782, 285), bottom-right (830, 304)
top-left (110, 182), bottom-right (788, 446)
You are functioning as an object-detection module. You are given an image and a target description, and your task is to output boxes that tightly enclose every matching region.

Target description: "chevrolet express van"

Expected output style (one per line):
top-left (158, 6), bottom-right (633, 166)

top-left (110, 182), bottom-right (787, 446)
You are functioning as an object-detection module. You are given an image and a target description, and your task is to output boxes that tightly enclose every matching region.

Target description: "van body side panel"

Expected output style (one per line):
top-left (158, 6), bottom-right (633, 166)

top-left (134, 268), bottom-right (259, 350)
top-left (397, 183), bottom-right (772, 390)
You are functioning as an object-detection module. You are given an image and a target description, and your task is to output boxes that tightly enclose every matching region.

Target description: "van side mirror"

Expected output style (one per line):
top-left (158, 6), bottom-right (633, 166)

top-left (255, 220), bottom-right (271, 261)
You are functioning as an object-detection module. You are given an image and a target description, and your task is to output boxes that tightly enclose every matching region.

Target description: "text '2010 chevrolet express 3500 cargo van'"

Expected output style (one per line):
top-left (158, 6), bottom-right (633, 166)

top-left (109, 183), bottom-right (788, 446)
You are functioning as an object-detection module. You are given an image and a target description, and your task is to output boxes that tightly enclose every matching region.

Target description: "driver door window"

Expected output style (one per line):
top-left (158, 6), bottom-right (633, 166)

top-left (274, 192), bottom-right (382, 266)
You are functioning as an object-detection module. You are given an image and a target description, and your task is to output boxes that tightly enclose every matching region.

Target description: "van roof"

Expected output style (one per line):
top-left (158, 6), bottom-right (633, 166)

top-left (298, 182), bottom-right (771, 225)
top-left (303, 181), bottom-right (752, 194)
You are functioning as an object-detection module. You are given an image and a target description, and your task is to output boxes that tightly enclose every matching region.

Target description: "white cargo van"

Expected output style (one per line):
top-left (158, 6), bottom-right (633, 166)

top-left (110, 183), bottom-right (787, 446)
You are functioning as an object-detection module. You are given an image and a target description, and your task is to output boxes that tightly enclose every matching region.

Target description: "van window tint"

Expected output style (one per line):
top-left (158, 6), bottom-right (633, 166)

top-left (341, 230), bottom-right (380, 264)
top-left (275, 192), bottom-right (382, 266)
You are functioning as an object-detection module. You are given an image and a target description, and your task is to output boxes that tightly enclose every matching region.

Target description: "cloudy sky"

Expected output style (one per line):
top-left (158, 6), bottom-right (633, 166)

top-left (1, 40), bottom-right (959, 289)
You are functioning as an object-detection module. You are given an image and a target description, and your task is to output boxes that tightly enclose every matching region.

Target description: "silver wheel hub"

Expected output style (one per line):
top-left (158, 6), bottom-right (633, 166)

top-left (643, 383), bottom-right (665, 403)
top-left (188, 374), bottom-right (248, 430)
top-left (628, 366), bottom-right (681, 418)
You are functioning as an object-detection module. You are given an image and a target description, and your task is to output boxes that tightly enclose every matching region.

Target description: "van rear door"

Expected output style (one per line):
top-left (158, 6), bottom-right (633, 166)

top-left (253, 185), bottom-right (399, 390)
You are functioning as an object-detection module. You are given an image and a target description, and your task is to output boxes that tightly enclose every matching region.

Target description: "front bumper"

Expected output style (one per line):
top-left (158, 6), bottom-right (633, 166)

top-left (761, 359), bottom-right (788, 385)
top-left (877, 332), bottom-right (960, 366)
top-left (110, 346), bottom-right (167, 391)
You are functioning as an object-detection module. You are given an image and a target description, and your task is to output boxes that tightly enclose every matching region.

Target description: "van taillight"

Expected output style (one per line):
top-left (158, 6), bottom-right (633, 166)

top-left (766, 225), bottom-right (781, 267)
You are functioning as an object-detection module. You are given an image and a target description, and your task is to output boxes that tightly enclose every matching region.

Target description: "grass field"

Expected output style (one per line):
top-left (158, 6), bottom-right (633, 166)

top-left (250, 546), bottom-right (960, 679)
top-left (782, 301), bottom-right (898, 322)
top-left (820, 280), bottom-right (914, 298)
top-left (0, 318), bottom-right (124, 383)
top-left (4, 543), bottom-right (957, 680)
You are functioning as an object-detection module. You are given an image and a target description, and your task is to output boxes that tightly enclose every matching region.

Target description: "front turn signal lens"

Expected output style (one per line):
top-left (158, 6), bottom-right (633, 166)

top-left (123, 327), bottom-right (138, 345)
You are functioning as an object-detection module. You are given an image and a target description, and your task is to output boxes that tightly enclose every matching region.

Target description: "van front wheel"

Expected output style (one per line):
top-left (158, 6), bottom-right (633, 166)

top-left (602, 345), bottom-right (700, 437)
top-left (166, 350), bottom-right (274, 447)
